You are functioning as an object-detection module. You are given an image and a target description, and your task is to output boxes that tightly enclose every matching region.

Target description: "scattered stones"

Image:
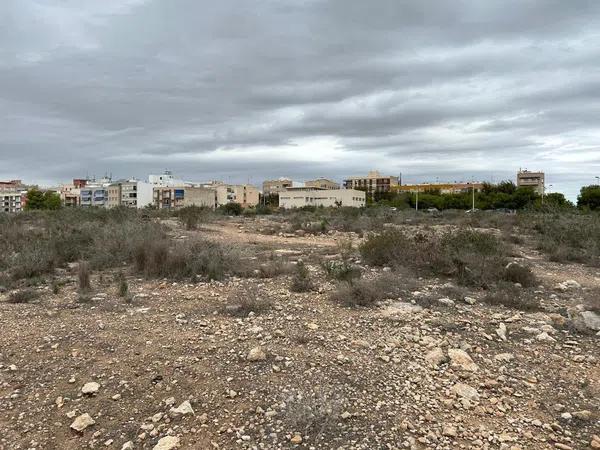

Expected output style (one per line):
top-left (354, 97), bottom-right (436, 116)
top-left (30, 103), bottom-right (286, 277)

top-left (70, 413), bottom-right (95, 432)
top-left (450, 383), bottom-right (479, 401)
top-left (425, 347), bottom-right (447, 367)
top-left (555, 280), bottom-right (581, 291)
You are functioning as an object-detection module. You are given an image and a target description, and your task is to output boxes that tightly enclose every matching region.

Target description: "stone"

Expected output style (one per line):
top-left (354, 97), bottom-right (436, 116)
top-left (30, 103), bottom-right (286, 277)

top-left (247, 346), bottom-right (267, 362)
top-left (290, 435), bottom-right (303, 444)
top-left (448, 348), bottom-right (479, 372)
top-left (572, 410), bottom-right (592, 421)
top-left (438, 297), bottom-right (455, 306)
top-left (574, 310), bottom-right (600, 331)
top-left (442, 425), bottom-right (457, 437)
top-left (536, 332), bottom-right (556, 342)
top-left (450, 383), bottom-right (479, 401)
top-left (464, 296), bottom-right (476, 305)
top-left (425, 347), bottom-right (447, 367)
top-left (81, 382), bottom-right (100, 395)
top-left (70, 413), bottom-right (95, 432)
top-left (555, 280), bottom-right (581, 291)
top-left (494, 353), bottom-right (514, 362)
top-left (121, 442), bottom-right (134, 450)
top-left (340, 411), bottom-right (352, 420)
top-left (153, 436), bottom-right (180, 450)
top-left (496, 323), bottom-right (508, 341)
top-left (170, 400), bottom-right (195, 416)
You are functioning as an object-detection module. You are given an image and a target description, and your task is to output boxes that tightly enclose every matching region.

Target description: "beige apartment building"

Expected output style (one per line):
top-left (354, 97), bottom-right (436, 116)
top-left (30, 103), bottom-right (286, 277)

top-left (262, 178), bottom-right (292, 195)
top-left (517, 170), bottom-right (545, 195)
top-left (153, 186), bottom-right (217, 209)
top-left (278, 187), bottom-right (365, 208)
top-left (214, 184), bottom-right (259, 207)
top-left (343, 171), bottom-right (399, 199)
top-left (305, 178), bottom-right (340, 190)
top-left (106, 180), bottom-right (154, 209)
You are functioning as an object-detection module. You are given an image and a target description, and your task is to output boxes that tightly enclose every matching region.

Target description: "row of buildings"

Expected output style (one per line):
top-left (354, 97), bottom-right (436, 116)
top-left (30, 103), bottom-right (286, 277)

top-left (1, 169), bottom-right (545, 213)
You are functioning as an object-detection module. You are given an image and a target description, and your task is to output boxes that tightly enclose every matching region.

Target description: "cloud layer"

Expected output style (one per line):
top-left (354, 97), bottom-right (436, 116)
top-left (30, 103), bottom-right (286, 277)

top-left (1, 0), bottom-right (600, 198)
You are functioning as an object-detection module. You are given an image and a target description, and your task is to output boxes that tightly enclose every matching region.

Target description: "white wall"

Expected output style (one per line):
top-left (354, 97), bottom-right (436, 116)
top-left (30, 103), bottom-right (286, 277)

top-left (136, 181), bottom-right (154, 208)
top-left (279, 189), bottom-right (365, 208)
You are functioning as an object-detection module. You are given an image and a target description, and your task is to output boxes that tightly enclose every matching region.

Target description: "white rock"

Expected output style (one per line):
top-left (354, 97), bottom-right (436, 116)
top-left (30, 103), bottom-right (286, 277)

top-left (70, 413), bottom-right (95, 432)
top-left (153, 436), bottom-right (180, 450)
top-left (494, 353), bottom-right (514, 362)
top-left (121, 442), bottom-right (134, 450)
top-left (438, 297), bottom-right (455, 306)
top-left (536, 332), bottom-right (556, 342)
top-left (450, 383), bottom-right (480, 401)
top-left (247, 346), bottom-right (267, 361)
top-left (448, 348), bottom-right (479, 372)
top-left (496, 323), bottom-right (508, 341)
top-left (170, 400), bottom-right (194, 416)
top-left (464, 297), bottom-right (476, 305)
top-left (81, 382), bottom-right (100, 395)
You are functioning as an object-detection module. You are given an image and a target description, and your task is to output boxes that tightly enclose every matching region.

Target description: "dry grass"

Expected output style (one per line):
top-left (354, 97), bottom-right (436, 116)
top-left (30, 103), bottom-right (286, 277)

top-left (7, 289), bottom-right (41, 304)
top-left (221, 285), bottom-right (272, 317)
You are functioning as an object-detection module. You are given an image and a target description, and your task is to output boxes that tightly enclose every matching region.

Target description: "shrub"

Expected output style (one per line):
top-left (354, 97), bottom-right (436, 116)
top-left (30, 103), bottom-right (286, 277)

top-left (322, 260), bottom-right (361, 283)
top-left (283, 389), bottom-right (343, 442)
top-left (330, 279), bottom-right (383, 307)
top-left (290, 260), bottom-right (313, 292)
top-left (482, 282), bottom-right (541, 311)
top-left (177, 205), bottom-right (209, 230)
top-left (359, 228), bottom-right (508, 287)
top-left (220, 202), bottom-right (243, 216)
top-left (503, 262), bottom-right (537, 287)
top-left (117, 272), bottom-right (128, 298)
top-left (7, 289), bottom-right (41, 304)
top-left (221, 286), bottom-right (271, 317)
top-left (78, 261), bottom-right (91, 293)
top-left (257, 260), bottom-right (294, 278)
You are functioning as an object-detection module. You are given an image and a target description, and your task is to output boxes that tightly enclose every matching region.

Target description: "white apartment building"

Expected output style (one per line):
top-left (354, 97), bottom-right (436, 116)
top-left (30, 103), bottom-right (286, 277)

top-left (2, 191), bottom-right (25, 213)
top-left (107, 179), bottom-right (153, 209)
top-left (278, 187), bottom-right (366, 208)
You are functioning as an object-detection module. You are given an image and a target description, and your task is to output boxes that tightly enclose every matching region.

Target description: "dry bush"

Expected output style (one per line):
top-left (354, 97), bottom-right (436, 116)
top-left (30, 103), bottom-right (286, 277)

top-left (359, 228), bottom-right (508, 287)
top-left (482, 282), bottom-right (541, 311)
top-left (282, 389), bottom-right (343, 442)
top-left (290, 260), bottom-right (313, 292)
top-left (7, 288), bottom-right (41, 304)
top-left (257, 260), bottom-right (294, 278)
top-left (503, 262), bottom-right (537, 287)
top-left (221, 285), bottom-right (271, 317)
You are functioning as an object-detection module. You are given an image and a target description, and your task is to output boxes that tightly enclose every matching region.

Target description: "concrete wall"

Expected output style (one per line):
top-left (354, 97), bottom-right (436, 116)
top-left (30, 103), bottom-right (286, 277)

top-left (279, 189), bottom-right (365, 208)
top-left (136, 181), bottom-right (154, 208)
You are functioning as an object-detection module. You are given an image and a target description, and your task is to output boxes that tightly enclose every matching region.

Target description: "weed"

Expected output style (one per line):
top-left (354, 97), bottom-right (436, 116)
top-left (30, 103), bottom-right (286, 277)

top-left (78, 261), bottom-right (91, 293)
top-left (322, 260), bottom-right (361, 283)
top-left (290, 260), bottom-right (313, 292)
top-left (482, 282), bottom-right (541, 311)
top-left (7, 289), bottom-right (41, 304)
top-left (222, 286), bottom-right (271, 317)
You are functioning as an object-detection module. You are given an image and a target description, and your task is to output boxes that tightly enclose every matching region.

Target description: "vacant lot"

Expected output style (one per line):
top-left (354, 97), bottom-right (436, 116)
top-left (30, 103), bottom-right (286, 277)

top-left (0, 209), bottom-right (599, 449)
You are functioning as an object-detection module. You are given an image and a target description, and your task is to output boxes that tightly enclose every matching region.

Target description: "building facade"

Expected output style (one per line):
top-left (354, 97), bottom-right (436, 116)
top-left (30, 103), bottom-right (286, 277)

top-left (279, 187), bottom-right (365, 208)
top-left (394, 182), bottom-right (484, 194)
top-left (2, 191), bottom-right (25, 213)
top-left (59, 179), bottom-right (87, 207)
top-left (305, 178), bottom-right (340, 190)
top-left (343, 171), bottom-right (399, 198)
top-left (214, 184), bottom-right (259, 207)
top-left (0, 180), bottom-right (25, 192)
top-left (517, 170), bottom-right (545, 195)
top-left (262, 178), bottom-right (292, 196)
top-left (153, 186), bottom-right (217, 209)
top-left (106, 180), bottom-right (154, 209)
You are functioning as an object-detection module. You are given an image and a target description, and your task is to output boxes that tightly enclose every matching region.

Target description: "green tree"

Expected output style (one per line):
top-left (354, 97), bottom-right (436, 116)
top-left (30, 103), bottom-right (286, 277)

top-left (43, 191), bottom-right (62, 210)
top-left (220, 202), bottom-right (243, 216)
top-left (577, 185), bottom-right (600, 210)
top-left (25, 188), bottom-right (46, 210)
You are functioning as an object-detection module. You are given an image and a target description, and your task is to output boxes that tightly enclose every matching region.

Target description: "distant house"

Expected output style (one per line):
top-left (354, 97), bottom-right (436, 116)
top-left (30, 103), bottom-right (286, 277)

top-left (278, 187), bottom-right (365, 208)
top-left (304, 178), bottom-right (340, 190)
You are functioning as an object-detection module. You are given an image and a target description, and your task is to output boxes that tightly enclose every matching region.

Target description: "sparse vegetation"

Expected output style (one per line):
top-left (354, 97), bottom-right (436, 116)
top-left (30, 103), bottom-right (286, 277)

top-left (322, 260), bottom-right (361, 283)
top-left (503, 262), bottom-right (537, 287)
top-left (481, 282), bottom-right (541, 311)
top-left (221, 285), bottom-right (271, 317)
top-left (7, 288), bottom-right (41, 304)
top-left (77, 260), bottom-right (91, 293)
top-left (290, 260), bottom-right (313, 292)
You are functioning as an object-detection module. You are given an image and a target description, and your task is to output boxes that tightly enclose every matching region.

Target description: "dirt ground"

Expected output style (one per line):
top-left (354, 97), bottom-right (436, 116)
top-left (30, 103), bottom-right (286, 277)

top-left (0, 217), bottom-right (598, 450)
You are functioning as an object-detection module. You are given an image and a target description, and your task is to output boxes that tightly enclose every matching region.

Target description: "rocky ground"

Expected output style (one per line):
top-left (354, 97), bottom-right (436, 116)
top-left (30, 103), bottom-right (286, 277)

top-left (1, 217), bottom-right (599, 450)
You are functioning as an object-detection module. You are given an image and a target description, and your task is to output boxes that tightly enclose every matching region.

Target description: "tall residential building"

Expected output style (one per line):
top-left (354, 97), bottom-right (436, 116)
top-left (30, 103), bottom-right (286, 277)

top-left (59, 179), bottom-right (87, 207)
top-left (1, 191), bottom-right (25, 213)
top-left (517, 170), bottom-right (545, 195)
top-left (262, 178), bottom-right (292, 195)
top-left (106, 179), bottom-right (154, 209)
top-left (278, 187), bottom-right (365, 208)
top-left (343, 171), bottom-right (399, 198)
top-left (305, 178), bottom-right (340, 190)
top-left (79, 177), bottom-right (112, 208)
top-left (153, 186), bottom-right (217, 209)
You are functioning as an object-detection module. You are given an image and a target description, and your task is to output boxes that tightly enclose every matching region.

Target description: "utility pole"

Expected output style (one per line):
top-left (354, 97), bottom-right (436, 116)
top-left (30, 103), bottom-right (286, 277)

top-left (415, 187), bottom-right (419, 212)
top-left (472, 183), bottom-right (475, 210)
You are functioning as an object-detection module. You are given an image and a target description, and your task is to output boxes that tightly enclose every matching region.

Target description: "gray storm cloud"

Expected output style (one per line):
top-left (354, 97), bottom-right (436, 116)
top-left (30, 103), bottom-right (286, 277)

top-left (1, 0), bottom-right (599, 199)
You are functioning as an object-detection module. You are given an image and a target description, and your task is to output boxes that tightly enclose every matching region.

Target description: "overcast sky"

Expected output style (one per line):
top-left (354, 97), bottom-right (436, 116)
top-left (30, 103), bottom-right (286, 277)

top-left (1, 1), bottom-right (600, 199)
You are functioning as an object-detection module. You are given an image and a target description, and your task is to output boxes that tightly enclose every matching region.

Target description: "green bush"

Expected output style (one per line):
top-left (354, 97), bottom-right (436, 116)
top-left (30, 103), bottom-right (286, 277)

top-left (322, 260), bottom-right (361, 283)
top-left (290, 260), bottom-right (313, 292)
